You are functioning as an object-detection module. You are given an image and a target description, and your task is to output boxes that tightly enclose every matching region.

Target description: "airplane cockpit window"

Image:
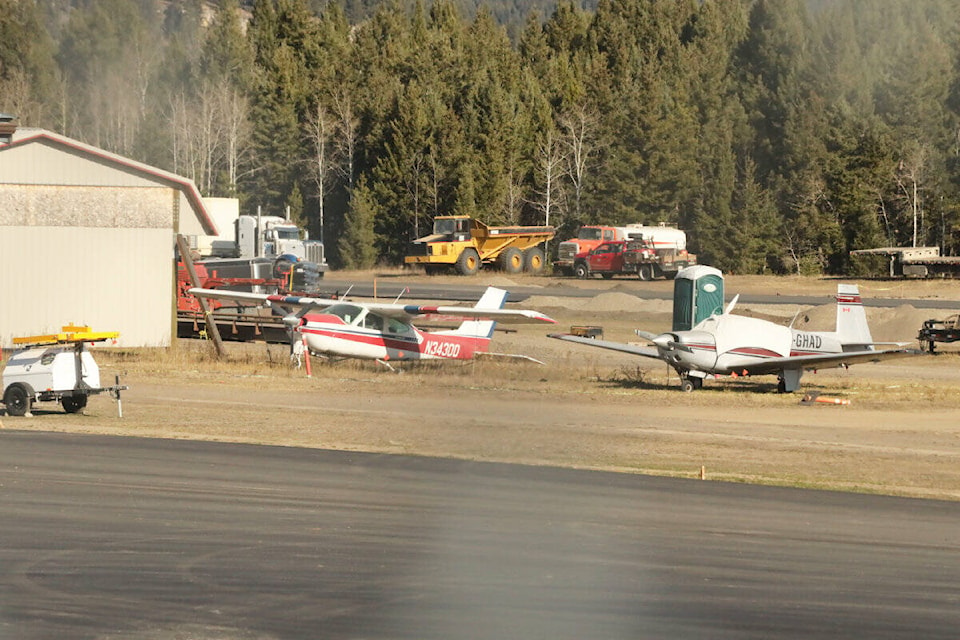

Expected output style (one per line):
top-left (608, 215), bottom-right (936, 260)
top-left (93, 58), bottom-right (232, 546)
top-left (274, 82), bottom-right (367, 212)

top-left (386, 318), bottom-right (411, 335)
top-left (325, 303), bottom-right (364, 324)
top-left (363, 312), bottom-right (384, 331)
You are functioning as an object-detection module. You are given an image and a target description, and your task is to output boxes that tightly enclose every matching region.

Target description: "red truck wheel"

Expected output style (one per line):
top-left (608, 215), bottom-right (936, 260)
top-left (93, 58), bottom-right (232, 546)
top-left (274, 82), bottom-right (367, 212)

top-left (574, 262), bottom-right (590, 279)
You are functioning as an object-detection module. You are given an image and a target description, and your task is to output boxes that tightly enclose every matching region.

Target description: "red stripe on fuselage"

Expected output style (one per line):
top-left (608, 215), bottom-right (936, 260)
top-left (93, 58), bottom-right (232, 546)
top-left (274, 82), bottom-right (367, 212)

top-left (300, 324), bottom-right (490, 359)
top-left (726, 346), bottom-right (783, 359)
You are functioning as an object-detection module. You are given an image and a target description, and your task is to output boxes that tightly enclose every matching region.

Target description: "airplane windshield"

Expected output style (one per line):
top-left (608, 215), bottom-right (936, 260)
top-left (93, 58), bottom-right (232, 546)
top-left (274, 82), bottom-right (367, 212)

top-left (324, 303), bottom-right (364, 324)
top-left (578, 228), bottom-right (602, 240)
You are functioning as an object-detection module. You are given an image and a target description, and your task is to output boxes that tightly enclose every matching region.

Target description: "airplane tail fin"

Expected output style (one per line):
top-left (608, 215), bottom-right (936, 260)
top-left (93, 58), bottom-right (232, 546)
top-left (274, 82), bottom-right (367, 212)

top-left (836, 284), bottom-right (874, 350)
top-left (447, 286), bottom-right (508, 339)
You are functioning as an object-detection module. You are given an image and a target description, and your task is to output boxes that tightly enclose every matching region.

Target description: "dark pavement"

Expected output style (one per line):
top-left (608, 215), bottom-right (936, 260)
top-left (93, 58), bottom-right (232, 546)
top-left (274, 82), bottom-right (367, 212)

top-left (1, 431), bottom-right (959, 639)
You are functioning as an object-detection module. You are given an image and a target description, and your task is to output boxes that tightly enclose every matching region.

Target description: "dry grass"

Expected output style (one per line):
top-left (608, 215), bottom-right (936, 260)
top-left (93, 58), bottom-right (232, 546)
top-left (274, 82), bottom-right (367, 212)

top-left (6, 273), bottom-right (960, 500)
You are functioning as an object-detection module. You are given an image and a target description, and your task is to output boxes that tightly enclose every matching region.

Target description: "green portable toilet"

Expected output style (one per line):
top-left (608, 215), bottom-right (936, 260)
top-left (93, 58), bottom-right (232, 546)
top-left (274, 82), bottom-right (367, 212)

top-left (672, 265), bottom-right (724, 331)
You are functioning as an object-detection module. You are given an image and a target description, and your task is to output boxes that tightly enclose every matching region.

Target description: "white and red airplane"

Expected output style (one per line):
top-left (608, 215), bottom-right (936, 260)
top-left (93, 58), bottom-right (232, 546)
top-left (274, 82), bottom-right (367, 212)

top-left (550, 283), bottom-right (916, 392)
top-left (189, 286), bottom-right (555, 367)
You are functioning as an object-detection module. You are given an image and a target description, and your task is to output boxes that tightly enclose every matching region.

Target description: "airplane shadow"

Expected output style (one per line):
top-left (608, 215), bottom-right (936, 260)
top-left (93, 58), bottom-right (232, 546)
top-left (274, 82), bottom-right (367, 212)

top-left (598, 367), bottom-right (783, 395)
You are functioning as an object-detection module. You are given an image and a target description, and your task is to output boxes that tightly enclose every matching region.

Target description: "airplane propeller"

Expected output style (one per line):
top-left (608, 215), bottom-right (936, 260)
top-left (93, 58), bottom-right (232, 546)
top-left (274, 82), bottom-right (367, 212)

top-left (652, 334), bottom-right (692, 353)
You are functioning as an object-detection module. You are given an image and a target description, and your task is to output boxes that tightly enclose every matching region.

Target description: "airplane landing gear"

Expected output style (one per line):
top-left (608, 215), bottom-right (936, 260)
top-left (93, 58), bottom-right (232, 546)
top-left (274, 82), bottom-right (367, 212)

top-left (680, 376), bottom-right (703, 392)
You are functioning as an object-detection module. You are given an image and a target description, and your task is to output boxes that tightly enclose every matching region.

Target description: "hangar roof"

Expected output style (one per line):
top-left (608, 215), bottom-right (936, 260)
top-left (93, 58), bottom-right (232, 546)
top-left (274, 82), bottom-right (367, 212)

top-left (0, 128), bottom-right (218, 235)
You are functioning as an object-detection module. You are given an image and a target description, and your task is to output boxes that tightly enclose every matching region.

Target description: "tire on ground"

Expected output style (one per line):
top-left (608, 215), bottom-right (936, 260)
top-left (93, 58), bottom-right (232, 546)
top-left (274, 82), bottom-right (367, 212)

top-left (62, 395), bottom-right (88, 414)
top-left (3, 383), bottom-right (32, 417)
top-left (456, 248), bottom-right (481, 275)
top-left (499, 247), bottom-right (523, 274)
top-left (524, 247), bottom-right (545, 274)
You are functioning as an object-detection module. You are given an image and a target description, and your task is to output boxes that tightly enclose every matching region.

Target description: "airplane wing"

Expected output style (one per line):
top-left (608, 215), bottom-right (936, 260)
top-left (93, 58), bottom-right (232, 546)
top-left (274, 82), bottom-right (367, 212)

top-left (548, 333), bottom-right (663, 359)
top-left (188, 288), bottom-right (338, 310)
top-left (716, 347), bottom-right (920, 376)
top-left (187, 288), bottom-right (556, 324)
top-left (548, 333), bottom-right (919, 371)
top-left (371, 303), bottom-right (556, 324)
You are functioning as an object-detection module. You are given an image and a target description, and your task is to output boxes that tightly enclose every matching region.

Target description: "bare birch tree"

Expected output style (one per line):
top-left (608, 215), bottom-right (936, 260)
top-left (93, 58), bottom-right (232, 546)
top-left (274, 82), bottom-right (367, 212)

top-left (558, 104), bottom-right (598, 222)
top-left (304, 100), bottom-right (338, 242)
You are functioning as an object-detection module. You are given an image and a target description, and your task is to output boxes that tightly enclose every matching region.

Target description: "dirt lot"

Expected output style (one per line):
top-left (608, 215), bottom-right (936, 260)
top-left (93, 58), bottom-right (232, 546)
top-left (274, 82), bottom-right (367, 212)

top-left (4, 273), bottom-right (960, 501)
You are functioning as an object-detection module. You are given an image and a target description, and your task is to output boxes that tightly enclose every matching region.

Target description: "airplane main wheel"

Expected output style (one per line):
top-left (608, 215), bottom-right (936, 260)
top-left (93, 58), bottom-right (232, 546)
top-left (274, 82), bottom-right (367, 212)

top-left (499, 247), bottom-right (523, 274)
top-left (680, 377), bottom-right (702, 392)
top-left (524, 248), bottom-right (545, 274)
top-left (457, 248), bottom-right (480, 275)
top-left (3, 384), bottom-right (32, 416)
top-left (62, 395), bottom-right (88, 414)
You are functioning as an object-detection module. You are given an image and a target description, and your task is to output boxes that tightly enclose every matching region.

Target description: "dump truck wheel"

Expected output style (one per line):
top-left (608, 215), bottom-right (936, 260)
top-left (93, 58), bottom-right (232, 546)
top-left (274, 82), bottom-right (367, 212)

top-left (62, 395), bottom-right (88, 414)
top-left (499, 247), bottom-right (523, 274)
top-left (457, 248), bottom-right (480, 275)
top-left (524, 248), bottom-right (545, 274)
top-left (3, 384), bottom-right (32, 417)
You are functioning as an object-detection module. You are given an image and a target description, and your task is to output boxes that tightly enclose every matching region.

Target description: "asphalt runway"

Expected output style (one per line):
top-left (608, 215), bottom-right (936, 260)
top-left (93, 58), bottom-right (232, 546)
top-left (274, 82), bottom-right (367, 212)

top-left (1, 432), bottom-right (959, 639)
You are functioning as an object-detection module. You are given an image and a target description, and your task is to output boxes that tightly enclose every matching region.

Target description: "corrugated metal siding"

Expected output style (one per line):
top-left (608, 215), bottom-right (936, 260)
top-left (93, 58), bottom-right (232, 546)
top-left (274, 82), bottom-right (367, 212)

top-left (0, 227), bottom-right (173, 347)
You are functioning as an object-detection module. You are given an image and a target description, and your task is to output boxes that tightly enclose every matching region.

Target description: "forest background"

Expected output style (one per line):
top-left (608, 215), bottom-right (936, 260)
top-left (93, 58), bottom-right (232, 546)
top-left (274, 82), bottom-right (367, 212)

top-left (2, 0), bottom-right (959, 275)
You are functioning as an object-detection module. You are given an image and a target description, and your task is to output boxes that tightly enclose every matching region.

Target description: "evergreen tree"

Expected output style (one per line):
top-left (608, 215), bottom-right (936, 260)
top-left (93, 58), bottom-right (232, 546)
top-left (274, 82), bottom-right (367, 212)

top-left (0, 0), bottom-right (57, 126)
top-left (339, 178), bottom-right (380, 269)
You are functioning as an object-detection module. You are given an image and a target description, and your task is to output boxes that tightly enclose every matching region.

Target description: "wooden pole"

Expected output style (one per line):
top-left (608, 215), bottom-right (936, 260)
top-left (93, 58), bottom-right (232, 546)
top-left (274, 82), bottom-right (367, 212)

top-left (176, 234), bottom-right (225, 359)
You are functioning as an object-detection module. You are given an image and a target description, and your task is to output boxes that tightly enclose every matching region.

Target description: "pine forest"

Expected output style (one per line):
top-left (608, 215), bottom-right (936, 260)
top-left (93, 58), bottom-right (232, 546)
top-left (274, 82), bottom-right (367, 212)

top-left (2, 0), bottom-right (959, 275)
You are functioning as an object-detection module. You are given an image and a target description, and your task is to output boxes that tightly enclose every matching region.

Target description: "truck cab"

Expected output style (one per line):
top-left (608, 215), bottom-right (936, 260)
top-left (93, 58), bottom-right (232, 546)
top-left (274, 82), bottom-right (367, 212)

top-left (574, 241), bottom-right (627, 279)
top-left (555, 225), bottom-right (629, 274)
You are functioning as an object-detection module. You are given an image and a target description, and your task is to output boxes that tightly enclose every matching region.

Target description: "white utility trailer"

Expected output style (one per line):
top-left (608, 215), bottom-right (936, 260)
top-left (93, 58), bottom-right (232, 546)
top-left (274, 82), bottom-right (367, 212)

top-left (2, 325), bottom-right (128, 417)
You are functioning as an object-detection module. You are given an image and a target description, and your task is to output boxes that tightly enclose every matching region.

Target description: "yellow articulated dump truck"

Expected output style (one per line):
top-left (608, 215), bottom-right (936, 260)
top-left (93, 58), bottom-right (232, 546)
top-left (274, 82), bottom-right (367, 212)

top-left (405, 216), bottom-right (556, 275)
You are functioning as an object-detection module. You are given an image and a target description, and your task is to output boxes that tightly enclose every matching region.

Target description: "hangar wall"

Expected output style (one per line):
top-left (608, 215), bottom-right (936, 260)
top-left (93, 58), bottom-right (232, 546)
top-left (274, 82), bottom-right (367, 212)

top-left (0, 129), bottom-right (215, 348)
top-left (0, 226), bottom-right (173, 347)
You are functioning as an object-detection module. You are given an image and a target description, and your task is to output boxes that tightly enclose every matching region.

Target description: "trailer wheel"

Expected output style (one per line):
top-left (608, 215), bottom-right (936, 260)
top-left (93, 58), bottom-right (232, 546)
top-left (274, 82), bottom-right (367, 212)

top-left (637, 264), bottom-right (654, 281)
top-left (524, 248), bottom-right (545, 274)
top-left (3, 383), bottom-right (32, 417)
top-left (574, 262), bottom-right (590, 279)
top-left (62, 395), bottom-right (88, 414)
top-left (499, 247), bottom-right (523, 274)
top-left (457, 248), bottom-right (480, 275)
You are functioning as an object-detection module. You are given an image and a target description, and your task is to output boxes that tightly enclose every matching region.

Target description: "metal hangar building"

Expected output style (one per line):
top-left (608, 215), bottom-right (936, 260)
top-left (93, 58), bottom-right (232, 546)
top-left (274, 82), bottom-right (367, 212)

top-left (0, 119), bottom-right (218, 347)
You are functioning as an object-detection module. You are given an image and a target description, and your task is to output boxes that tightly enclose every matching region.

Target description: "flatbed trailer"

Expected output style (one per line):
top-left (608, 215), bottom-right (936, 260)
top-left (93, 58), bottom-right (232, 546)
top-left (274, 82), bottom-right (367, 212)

top-left (850, 247), bottom-right (960, 277)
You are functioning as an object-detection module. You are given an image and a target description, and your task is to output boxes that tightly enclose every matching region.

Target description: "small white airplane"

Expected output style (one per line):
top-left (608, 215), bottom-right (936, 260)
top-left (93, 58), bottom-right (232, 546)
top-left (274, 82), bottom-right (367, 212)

top-left (550, 284), bottom-right (916, 392)
top-left (189, 286), bottom-right (555, 368)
